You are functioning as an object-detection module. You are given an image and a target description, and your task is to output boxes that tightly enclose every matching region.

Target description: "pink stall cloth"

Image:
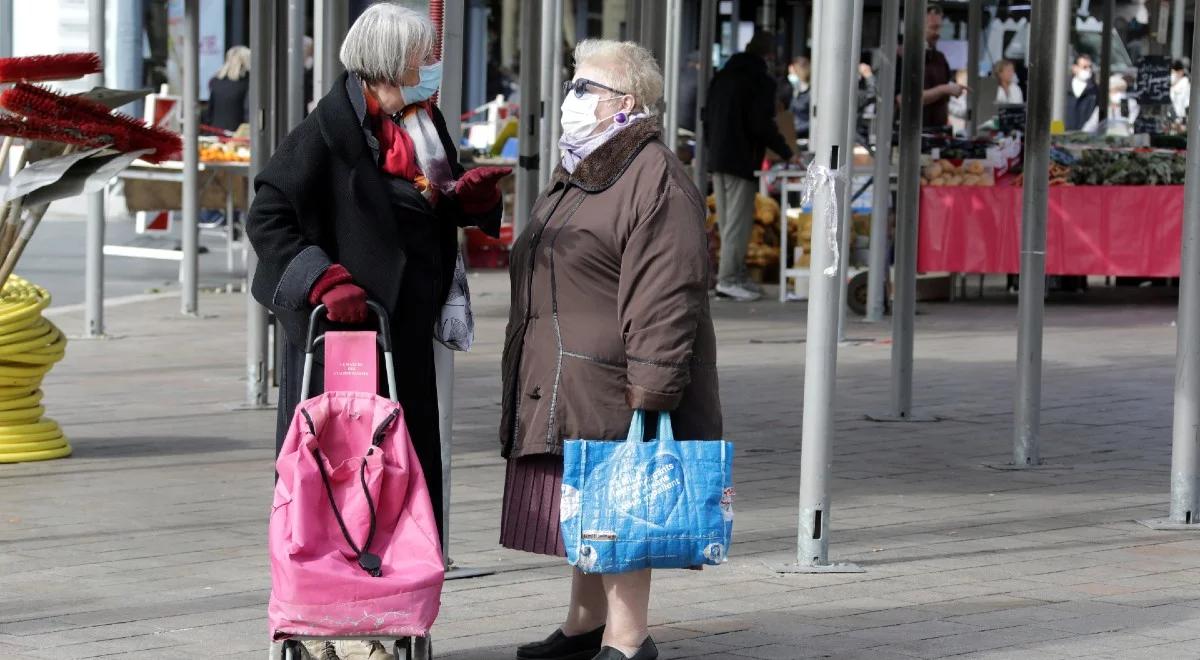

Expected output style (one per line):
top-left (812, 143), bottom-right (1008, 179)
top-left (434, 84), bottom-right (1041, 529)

top-left (918, 183), bottom-right (1184, 277)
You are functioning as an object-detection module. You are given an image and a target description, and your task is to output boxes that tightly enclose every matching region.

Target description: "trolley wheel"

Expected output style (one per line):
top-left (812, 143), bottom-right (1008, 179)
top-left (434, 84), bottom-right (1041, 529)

top-left (281, 639), bottom-right (301, 660)
top-left (393, 638), bottom-right (409, 659)
top-left (847, 270), bottom-right (870, 316)
top-left (411, 635), bottom-right (432, 660)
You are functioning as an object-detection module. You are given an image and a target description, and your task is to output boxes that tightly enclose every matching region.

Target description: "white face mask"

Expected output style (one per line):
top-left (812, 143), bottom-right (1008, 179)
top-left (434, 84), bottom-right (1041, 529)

top-left (787, 73), bottom-right (800, 86)
top-left (560, 93), bottom-right (625, 141)
top-left (1075, 69), bottom-right (1092, 82)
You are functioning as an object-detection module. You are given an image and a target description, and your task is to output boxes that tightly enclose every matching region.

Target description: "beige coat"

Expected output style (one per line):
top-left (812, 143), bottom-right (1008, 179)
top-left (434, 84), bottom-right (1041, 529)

top-left (499, 119), bottom-right (722, 459)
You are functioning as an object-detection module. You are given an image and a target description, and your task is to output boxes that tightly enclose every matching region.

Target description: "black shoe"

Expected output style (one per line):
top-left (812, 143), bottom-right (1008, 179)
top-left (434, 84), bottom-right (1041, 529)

top-left (516, 625), bottom-right (606, 660)
top-left (591, 637), bottom-right (658, 660)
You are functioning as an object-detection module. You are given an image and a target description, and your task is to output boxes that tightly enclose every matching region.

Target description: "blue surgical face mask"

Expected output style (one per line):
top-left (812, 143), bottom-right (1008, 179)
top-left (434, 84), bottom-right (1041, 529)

top-left (401, 61), bottom-right (443, 105)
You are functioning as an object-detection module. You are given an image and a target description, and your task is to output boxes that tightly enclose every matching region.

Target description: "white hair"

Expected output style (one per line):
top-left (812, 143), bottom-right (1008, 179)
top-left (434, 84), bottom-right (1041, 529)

top-left (215, 46), bottom-right (250, 81)
top-left (340, 2), bottom-right (436, 85)
top-left (573, 39), bottom-right (664, 112)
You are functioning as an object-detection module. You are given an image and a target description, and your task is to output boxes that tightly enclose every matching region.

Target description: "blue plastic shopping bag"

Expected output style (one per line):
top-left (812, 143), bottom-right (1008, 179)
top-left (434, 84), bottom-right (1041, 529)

top-left (560, 411), bottom-right (735, 573)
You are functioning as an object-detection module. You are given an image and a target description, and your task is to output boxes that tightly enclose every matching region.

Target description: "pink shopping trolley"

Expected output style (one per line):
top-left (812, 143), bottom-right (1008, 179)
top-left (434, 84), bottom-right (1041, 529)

top-left (269, 302), bottom-right (444, 660)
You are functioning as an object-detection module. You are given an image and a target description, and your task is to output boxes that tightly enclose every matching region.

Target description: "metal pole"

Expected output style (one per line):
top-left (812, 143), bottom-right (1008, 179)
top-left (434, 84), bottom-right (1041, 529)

top-left (1164, 9), bottom-right (1200, 525)
top-left (1050, 0), bottom-right (1070, 127)
top-left (515, 0), bottom-right (542, 235)
top-left (1013, 0), bottom-right (1058, 468)
top-left (286, 0), bottom-right (305, 128)
top-left (1172, 0), bottom-right (1185, 60)
top-left (85, 0), bottom-right (106, 337)
top-left (181, 0), bottom-right (199, 316)
top-left (245, 0), bottom-right (273, 409)
top-left (0, 0), bottom-right (12, 59)
top-left (837, 0), bottom-right (863, 342)
top-left (789, 0), bottom-right (861, 573)
top-left (663, 0), bottom-right (681, 146)
top-left (890, 0), bottom-right (926, 418)
top-left (314, 0), bottom-right (347, 101)
top-left (1100, 0), bottom-right (1113, 122)
top-left (549, 0), bottom-right (565, 172)
top-left (539, 0), bottom-right (557, 188)
top-left (693, 0), bottom-right (717, 194)
top-left (437, 0), bottom-right (462, 569)
top-left (966, 0), bottom-right (980, 137)
top-left (866, 0), bottom-right (898, 323)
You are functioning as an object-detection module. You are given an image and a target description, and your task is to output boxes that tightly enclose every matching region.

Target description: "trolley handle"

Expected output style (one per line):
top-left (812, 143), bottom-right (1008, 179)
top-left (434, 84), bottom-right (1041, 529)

top-left (300, 301), bottom-right (399, 403)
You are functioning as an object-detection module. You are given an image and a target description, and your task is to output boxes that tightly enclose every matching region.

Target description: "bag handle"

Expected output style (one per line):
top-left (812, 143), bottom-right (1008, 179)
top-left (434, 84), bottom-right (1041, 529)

top-left (625, 410), bottom-right (676, 443)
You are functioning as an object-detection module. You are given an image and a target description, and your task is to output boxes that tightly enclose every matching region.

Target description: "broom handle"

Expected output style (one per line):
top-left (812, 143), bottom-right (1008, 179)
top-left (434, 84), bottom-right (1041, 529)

top-left (0, 144), bottom-right (74, 288)
top-left (0, 199), bottom-right (49, 289)
top-left (0, 137), bottom-right (13, 173)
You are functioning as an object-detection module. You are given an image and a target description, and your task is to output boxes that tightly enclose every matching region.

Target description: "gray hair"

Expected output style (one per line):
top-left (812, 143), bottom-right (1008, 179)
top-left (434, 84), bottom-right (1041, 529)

top-left (340, 2), bottom-right (436, 85)
top-left (573, 39), bottom-right (663, 113)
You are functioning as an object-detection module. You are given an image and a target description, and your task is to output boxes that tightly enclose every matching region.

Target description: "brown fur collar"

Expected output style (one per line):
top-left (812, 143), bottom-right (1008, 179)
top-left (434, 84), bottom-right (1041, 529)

top-left (552, 118), bottom-right (663, 192)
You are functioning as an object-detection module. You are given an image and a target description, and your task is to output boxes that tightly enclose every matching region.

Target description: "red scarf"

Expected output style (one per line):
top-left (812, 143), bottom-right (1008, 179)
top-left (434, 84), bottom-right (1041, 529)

top-left (364, 91), bottom-right (430, 190)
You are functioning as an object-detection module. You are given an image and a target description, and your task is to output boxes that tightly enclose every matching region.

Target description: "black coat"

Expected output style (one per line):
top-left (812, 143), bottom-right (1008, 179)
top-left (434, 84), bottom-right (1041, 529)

top-left (246, 72), bottom-right (501, 538)
top-left (204, 76), bottom-right (249, 131)
top-left (1066, 82), bottom-right (1099, 131)
top-left (704, 53), bottom-right (793, 180)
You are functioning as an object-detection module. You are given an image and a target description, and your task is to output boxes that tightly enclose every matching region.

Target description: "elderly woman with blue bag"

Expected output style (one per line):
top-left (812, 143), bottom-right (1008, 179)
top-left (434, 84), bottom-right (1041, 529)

top-left (499, 40), bottom-right (730, 660)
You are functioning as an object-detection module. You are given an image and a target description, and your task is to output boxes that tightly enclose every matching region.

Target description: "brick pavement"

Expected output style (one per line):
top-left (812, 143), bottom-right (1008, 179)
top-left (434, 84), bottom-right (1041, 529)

top-left (1, 274), bottom-right (1198, 659)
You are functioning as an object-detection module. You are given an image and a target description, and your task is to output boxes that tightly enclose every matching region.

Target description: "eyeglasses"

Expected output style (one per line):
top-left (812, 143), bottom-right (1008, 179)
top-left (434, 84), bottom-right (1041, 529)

top-left (563, 78), bottom-right (628, 99)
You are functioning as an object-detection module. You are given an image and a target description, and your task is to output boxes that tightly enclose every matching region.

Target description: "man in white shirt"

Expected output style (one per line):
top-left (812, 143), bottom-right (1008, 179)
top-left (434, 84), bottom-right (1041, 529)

top-left (994, 59), bottom-right (1024, 104)
top-left (1171, 60), bottom-right (1190, 121)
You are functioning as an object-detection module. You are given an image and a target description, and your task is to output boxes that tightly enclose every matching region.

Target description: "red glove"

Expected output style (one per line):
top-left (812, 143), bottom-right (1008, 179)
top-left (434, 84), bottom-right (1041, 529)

top-left (309, 264), bottom-right (368, 323)
top-left (454, 166), bottom-right (511, 215)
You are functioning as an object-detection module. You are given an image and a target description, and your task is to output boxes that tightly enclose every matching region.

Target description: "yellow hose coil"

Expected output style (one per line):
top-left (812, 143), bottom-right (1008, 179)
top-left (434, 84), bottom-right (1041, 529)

top-left (0, 277), bottom-right (69, 463)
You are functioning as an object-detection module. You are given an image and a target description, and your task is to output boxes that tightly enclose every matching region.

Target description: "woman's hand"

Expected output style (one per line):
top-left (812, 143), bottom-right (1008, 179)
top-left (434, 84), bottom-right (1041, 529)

top-left (454, 166), bottom-right (512, 215)
top-left (309, 264), bottom-right (368, 323)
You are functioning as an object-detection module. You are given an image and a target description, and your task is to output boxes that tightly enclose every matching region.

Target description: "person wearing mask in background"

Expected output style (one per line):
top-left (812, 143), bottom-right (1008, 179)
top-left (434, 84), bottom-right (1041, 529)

top-left (895, 5), bottom-right (962, 130)
top-left (704, 32), bottom-right (796, 302)
top-left (1065, 54), bottom-right (1099, 131)
top-left (948, 69), bottom-right (969, 135)
top-left (995, 59), bottom-right (1024, 104)
top-left (1099, 74), bottom-right (1138, 136)
top-left (785, 56), bottom-right (811, 142)
top-left (1171, 60), bottom-right (1190, 121)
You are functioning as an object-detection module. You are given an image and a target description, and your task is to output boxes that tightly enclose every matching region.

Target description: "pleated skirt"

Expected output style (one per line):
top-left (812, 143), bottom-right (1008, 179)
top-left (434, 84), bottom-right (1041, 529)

top-left (499, 453), bottom-right (566, 557)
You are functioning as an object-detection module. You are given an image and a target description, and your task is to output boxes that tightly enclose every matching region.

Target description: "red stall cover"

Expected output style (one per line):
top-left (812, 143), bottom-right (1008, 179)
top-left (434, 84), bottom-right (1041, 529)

top-left (918, 184), bottom-right (1184, 277)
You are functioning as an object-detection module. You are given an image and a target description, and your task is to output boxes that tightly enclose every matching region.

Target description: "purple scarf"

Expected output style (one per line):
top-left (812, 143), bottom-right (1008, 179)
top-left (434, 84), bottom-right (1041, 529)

top-left (559, 114), bottom-right (648, 174)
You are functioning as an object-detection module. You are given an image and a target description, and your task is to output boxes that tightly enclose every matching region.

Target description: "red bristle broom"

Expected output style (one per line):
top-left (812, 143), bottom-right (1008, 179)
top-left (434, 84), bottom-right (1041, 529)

top-left (1, 84), bottom-right (181, 162)
top-left (0, 53), bottom-right (102, 84)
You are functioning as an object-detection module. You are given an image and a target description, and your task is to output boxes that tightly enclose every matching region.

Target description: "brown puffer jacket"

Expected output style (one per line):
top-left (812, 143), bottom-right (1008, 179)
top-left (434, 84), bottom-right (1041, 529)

top-left (499, 118), bottom-right (723, 459)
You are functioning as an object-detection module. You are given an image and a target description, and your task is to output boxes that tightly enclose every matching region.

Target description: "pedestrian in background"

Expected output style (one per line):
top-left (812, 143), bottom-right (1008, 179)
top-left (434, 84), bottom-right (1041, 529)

top-left (785, 55), bottom-right (811, 142)
top-left (994, 59), bottom-right (1024, 104)
top-left (1171, 60), bottom-right (1190, 121)
top-left (895, 5), bottom-right (961, 131)
top-left (202, 45), bottom-right (250, 132)
top-left (246, 8), bottom-right (507, 656)
top-left (501, 39), bottom-right (721, 660)
top-left (1066, 54), bottom-right (1099, 132)
top-left (704, 31), bottom-right (796, 302)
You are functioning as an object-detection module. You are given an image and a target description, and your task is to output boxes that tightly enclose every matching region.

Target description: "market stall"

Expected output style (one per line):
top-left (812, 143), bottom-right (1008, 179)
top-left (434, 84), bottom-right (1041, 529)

top-left (919, 138), bottom-right (1187, 278)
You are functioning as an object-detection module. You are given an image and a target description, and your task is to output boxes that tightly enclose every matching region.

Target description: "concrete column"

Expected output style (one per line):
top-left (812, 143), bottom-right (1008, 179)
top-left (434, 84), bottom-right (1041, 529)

top-left (314, 0), bottom-right (347, 102)
top-left (286, 0), bottom-right (305, 128)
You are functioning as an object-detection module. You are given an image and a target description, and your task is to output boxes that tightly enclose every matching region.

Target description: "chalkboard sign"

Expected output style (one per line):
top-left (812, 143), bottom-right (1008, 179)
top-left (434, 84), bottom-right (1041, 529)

top-left (1136, 56), bottom-right (1171, 106)
top-left (998, 104), bottom-right (1026, 133)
